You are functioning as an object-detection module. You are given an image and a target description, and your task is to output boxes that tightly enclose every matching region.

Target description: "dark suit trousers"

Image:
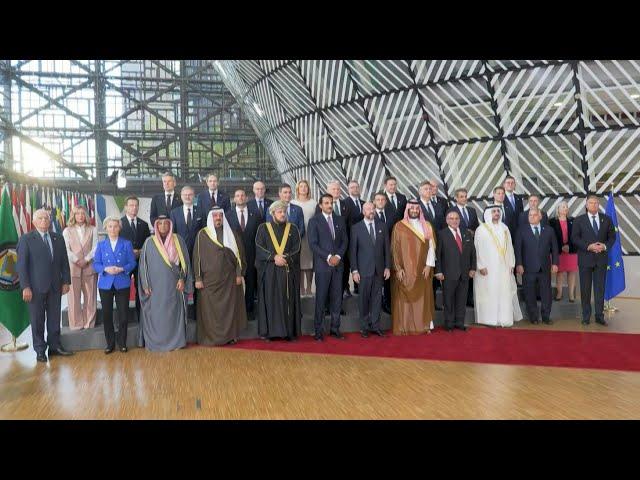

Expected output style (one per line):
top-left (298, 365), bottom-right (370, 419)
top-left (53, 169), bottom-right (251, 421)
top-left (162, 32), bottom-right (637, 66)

top-left (28, 290), bottom-right (62, 355)
top-left (383, 278), bottom-right (391, 310)
top-left (314, 267), bottom-right (343, 334)
top-left (523, 270), bottom-right (552, 321)
top-left (342, 255), bottom-right (351, 293)
top-left (244, 265), bottom-right (257, 313)
top-left (442, 276), bottom-right (469, 328)
top-left (358, 275), bottom-right (383, 331)
top-left (579, 265), bottom-right (607, 321)
top-left (99, 287), bottom-right (130, 348)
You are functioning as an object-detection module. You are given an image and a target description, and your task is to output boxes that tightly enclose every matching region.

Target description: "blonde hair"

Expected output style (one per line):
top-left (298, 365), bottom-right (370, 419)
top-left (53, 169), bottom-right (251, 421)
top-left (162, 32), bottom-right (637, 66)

top-left (67, 205), bottom-right (88, 227)
top-left (555, 200), bottom-right (570, 218)
top-left (102, 216), bottom-right (122, 229)
top-left (295, 179), bottom-right (311, 200)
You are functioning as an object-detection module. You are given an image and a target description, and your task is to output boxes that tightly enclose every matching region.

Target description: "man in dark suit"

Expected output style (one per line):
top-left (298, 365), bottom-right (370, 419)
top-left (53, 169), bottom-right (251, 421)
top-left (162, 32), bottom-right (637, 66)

top-left (346, 180), bottom-right (365, 295)
top-left (227, 188), bottom-right (260, 316)
top-left (315, 180), bottom-right (351, 298)
top-left (418, 180), bottom-right (445, 232)
top-left (16, 209), bottom-right (74, 362)
top-left (502, 175), bottom-right (524, 243)
top-left (515, 208), bottom-right (559, 325)
top-left (435, 210), bottom-right (476, 332)
top-left (429, 179), bottom-right (450, 218)
top-left (451, 188), bottom-right (479, 232)
top-left (266, 183), bottom-right (305, 238)
top-left (374, 191), bottom-right (393, 313)
top-left (150, 172), bottom-right (182, 226)
top-left (120, 195), bottom-right (151, 320)
top-left (571, 195), bottom-right (617, 326)
top-left (247, 180), bottom-right (272, 223)
top-left (169, 186), bottom-right (204, 257)
top-left (196, 173), bottom-right (231, 215)
top-left (350, 202), bottom-right (391, 338)
top-left (518, 193), bottom-right (549, 227)
top-left (308, 193), bottom-right (348, 341)
top-left (383, 175), bottom-right (407, 223)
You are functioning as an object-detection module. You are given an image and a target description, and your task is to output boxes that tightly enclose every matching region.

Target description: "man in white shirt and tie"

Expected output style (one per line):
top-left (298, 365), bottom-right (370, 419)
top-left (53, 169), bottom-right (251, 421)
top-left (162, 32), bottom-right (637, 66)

top-left (248, 181), bottom-right (272, 222)
top-left (383, 175), bottom-right (407, 223)
top-left (502, 175), bottom-right (523, 244)
top-left (452, 188), bottom-right (479, 233)
top-left (418, 180), bottom-right (442, 231)
top-left (197, 173), bottom-right (231, 214)
top-left (150, 172), bottom-right (182, 226)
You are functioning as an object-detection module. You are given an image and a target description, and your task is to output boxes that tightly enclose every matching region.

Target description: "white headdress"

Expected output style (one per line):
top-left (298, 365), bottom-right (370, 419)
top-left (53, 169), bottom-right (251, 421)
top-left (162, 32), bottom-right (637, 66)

top-left (206, 207), bottom-right (240, 262)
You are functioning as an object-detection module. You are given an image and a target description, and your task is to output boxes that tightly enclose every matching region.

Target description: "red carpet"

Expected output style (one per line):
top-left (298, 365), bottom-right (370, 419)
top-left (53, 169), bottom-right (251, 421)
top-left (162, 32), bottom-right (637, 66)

top-left (217, 328), bottom-right (640, 372)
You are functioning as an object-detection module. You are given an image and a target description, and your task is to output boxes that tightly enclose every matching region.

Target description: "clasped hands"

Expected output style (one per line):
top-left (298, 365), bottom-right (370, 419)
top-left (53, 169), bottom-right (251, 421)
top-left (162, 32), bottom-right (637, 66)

top-left (327, 255), bottom-right (340, 267)
top-left (275, 254), bottom-right (288, 267)
top-left (104, 266), bottom-right (124, 275)
top-left (587, 242), bottom-right (606, 253)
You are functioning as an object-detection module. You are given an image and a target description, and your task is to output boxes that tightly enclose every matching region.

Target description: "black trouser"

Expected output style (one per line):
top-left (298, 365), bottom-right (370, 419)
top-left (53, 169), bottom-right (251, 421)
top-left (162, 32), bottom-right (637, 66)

top-left (99, 286), bottom-right (130, 349)
top-left (466, 278), bottom-right (474, 306)
top-left (383, 278), bottom-right (392, 311)
top-left (579, 265), bottom-right (607, 322)
top-left (432, 277), bottom-right (440, 307)
top-left (358, 275), bottom-right (383, 332)
top-left (342, 255), bottom-right (351, 294)
top-left (244, 265), bottom-right (257, 313)
top-left (523, 269), bottom-right (552, 322)
top-left (314, 268), bottom-right (343, 334)
top-left (442, 275), bottom-right (469, 329)
top-left (28, 290), bottom-right (62, 356)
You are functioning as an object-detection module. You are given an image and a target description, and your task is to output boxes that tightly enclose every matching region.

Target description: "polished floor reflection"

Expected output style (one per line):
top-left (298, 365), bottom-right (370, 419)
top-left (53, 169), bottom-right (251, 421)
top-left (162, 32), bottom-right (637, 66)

top-left (1, 300), bottom-right (639, 419)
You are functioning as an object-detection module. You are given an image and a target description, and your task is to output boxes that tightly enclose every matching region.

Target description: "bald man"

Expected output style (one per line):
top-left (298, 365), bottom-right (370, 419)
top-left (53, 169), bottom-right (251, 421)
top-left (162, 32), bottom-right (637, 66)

top-left (247, 181), bottom-right (273, 223)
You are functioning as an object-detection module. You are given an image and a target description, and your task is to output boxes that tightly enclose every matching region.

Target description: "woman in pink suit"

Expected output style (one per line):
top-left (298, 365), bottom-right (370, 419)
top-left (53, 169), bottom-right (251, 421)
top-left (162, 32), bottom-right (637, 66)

top-left (62, 205), bottom-right (98, 329)
top-left (549, 201), bottom-right (578, 302)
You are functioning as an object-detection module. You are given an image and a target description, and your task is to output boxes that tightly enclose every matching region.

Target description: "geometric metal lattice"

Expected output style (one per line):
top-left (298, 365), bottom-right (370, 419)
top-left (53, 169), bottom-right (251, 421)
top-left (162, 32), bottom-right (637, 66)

top-left (215, 60), bottom-right (640, 254)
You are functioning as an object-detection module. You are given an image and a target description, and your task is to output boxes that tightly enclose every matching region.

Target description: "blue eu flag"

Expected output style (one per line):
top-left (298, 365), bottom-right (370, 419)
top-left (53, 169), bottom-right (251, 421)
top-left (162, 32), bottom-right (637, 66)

top-left (605, 192), bottom-right (625, 301)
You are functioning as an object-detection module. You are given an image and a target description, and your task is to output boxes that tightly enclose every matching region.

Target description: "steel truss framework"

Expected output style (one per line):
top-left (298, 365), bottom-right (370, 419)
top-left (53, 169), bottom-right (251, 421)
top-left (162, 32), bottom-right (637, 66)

top-left (215, 60), bottom-right (640, 254)
top-left (0, 60), bottom-right (277, 184)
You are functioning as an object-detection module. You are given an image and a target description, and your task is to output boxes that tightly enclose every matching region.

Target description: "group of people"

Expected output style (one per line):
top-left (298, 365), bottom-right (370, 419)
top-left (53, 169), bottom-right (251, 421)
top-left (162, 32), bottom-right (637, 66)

top-left (15, 171), bottom-right (617, 363)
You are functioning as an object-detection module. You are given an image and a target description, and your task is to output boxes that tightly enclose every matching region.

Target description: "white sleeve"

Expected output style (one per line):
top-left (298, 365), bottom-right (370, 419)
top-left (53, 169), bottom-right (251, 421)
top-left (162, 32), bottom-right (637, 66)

top-left (85, 226), bottom-right (98, 261)
top-left (475, 229), bottom-right (486, 270)
top-left (62, 229), bottom-right (78, 263)
top-left (426, 238), bottom-right (436, 267)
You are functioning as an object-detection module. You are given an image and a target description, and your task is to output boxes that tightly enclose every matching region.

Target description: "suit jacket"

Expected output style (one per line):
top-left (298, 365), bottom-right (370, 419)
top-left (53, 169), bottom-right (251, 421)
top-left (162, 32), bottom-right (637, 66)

top-left (345, 197), bottom-right (365, 226)
top-left (93, 237), bottom-right (137, 290)
top-left (385, 191), bottom-right (407, 223)
top-left (197, 189), bottom-right (231, 215)
top-left (451, 204), bottom-right (480, 231)
top-left (431, 196), bottom-right (450, 216)
top-left (502, 192), bottom-right (524, 239)
top-left (435, 227), bottom-right (476, 281)
top-left (315, 199), bottom-right (350, 225)
top-left (519, 210), bottom-right (549, 228)
top-left (120, 216), bottom-right (151, 251)
top-left (17, 230), bottom-right (71, 294)
top-left (515, 224), bottom-right (559, 273)
top-left (247, 197), bottom-right (273, 223)
top-left (419, 198), bottom-right (445, 233)
top-left (307, 212), bottom-right (348, 273)
top-left (227, 206), bottom-right (260, 268)
top-left (571, 213), bottom-right (616, 268)
top-left (549, 216), bottom-right (577, 254)
top-left (170, 204), bottom-right (205, 254)
top-left (266, 203), bottom-right (306, 238)
top-left (150, 192), bottom-right (182, 226)
top-left (350, 219), bottom-right (390, 278)
top-left (375, 208), bottom-right (393, 238)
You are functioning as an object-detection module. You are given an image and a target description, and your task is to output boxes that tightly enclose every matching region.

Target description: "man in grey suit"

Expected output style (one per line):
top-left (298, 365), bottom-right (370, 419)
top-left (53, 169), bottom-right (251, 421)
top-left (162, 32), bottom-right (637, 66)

top-left (16, 209), bottom-right (74, 362)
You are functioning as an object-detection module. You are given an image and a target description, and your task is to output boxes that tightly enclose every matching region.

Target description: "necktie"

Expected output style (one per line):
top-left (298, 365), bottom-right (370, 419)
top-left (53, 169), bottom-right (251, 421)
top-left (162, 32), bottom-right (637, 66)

top-left (258, 200), bottom-right (264, 218)
top-left (380, 211), bottom-right (386, 223)
top-left (454, 230), bottom-right (462, 253)
top-left (369, 222), bottom-right (375, 243)
top-left (391, 195), bottom-right (397, 209)
top-left (591, 215), bottom-right (598, 234)
top-left (334, 201), bottom-right (340, 216)
top-left (428, 202), bottom-right (434, 219)
top-left (130, 219), bottom-right (136, 235)
top-left (166, 194), bottom-right (171, 211)
top-left (327, 215), bottom-right (335, 240)
top-left (534, 226), bottom-right (540, 240)
top-left (355, 199), bottom-right (361, 213)
top-left (187, 208), bottom-right (192, 229)
top-left (432, 198), bottom-right (437, 209)
top-left (462, 207), bottom-right (469, 225)
top-left (240, 210), bottom-right (246, 231)
top-left (211, 191), bottom-right (216, 206)
top-left (43, 233), bottom-right (53, 260)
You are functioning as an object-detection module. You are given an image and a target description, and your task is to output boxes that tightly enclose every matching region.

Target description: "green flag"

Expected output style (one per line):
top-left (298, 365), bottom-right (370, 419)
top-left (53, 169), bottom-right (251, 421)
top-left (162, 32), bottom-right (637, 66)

top-left (0, 184), bottom-right (30, 338)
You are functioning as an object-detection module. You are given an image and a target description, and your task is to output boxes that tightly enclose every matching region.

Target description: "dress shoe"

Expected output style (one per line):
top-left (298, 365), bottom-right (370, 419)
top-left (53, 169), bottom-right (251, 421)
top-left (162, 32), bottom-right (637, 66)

top-left (340, 309), bottom-right (346, 315)
top-left (569, 298), bottom-right (575, 303)
top-left (48, 347), bottom-right (74, 356)
top-left (382, 306), bottom-right (392, 315)
top-left (36, 354), bottom-right (47, 363)
top-left (104, 347), bottom-right (115, 354)
top-left (343, 290), bottom-right (352, 298)
top-left (445, 326), bottom-right (454, 332)
top-left (370, 329), bottom-right (387, 337)
top-left (120, 347), bottom-right (128, 353)
top-left (542, 319), bottom-right (553, 325)
top-left (455, 325), bottom-right (468, 332)
top-left (595, 318), bottom-right (608, 326)
top-left (530, 319), bottom-right (540, 325)
top-left (360, 330), bottom-right (369, 338)
top-left (314, 333), bottom-right (324, 342)
top-left (581, 319), bottom-right (590, 325)
top-left (330, 330), bottom-right (345, 340)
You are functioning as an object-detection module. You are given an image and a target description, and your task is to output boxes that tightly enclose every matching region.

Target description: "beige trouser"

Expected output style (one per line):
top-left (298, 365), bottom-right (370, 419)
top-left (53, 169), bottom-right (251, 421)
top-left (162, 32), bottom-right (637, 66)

top-left (67, 271), bottom-right (98, 329)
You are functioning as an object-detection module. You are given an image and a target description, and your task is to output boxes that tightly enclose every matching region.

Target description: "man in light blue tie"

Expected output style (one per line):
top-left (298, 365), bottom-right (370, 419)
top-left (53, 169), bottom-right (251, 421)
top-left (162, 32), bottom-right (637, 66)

top-left (17, 209), bottom-right (73, 363)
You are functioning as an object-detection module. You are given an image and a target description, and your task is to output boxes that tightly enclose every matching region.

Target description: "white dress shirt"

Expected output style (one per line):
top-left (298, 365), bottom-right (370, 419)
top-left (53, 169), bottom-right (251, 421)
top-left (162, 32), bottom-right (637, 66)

top-left (183, 204), bottom-right (194, 224)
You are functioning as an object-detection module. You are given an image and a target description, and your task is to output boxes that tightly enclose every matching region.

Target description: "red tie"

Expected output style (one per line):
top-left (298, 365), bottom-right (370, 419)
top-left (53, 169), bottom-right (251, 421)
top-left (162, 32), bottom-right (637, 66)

top-left (455, 230), bottom-right (462, 253)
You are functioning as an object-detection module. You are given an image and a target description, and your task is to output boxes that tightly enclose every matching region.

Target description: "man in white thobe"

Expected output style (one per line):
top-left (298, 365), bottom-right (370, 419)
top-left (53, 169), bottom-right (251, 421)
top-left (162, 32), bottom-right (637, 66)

top-left (473, 205), bottom-right (523, 327)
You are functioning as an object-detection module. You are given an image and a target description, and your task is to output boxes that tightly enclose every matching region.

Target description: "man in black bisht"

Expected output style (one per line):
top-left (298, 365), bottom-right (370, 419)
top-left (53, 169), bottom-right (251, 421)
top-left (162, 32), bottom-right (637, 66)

top-left (255, 200), bottom-right (302, 341)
